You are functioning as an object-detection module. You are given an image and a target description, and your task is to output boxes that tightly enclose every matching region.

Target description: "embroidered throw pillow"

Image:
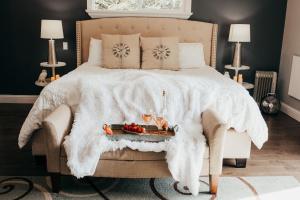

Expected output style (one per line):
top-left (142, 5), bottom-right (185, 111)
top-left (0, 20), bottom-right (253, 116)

top-left (141, 37), bottom-right (179, 70)
top-left (102, 34), bottom-right (140, 69)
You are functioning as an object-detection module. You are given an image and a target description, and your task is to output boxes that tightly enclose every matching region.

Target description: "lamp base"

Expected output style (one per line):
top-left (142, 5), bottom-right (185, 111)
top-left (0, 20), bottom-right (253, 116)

top-left (232, 42), bottom-right (241, 68)
top-left (48, 39), bottom-right (57, 65)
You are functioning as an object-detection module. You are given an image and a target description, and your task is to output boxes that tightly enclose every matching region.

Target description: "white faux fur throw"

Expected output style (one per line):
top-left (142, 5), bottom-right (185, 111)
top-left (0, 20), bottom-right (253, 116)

top-left (19, 64), bottom-right (268, 195)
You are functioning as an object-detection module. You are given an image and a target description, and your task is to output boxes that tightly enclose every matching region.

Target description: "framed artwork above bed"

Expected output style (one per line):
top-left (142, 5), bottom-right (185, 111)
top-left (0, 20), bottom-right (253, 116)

top-left (86, 0), bottom-right (192, 19)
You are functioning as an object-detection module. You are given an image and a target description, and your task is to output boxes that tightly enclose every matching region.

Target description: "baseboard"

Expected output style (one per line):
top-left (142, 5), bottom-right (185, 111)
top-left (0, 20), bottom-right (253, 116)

top-left (0, 95), bottom-right (38, 104)
top-left (281, 102), bottom-right (300, 122)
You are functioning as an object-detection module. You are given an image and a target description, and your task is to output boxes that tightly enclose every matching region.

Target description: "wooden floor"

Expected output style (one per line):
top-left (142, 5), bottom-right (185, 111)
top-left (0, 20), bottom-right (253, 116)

top-left (1, 104), bottom-right (300, 180)
top-left (223, 111), bottom-right (300, 180)
top-left (0, 104), bottom-right (45, 176)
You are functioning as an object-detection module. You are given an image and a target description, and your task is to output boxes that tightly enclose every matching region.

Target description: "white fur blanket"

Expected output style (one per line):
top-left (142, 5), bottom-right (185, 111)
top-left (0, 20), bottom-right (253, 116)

top-left (19, 64), bottom-right (268, 195)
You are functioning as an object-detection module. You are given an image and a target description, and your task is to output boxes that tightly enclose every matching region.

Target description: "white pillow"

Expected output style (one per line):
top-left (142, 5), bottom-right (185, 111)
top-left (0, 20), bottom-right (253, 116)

top-left (87, 38), bottom-right (102, 66)
top-left (178, 43), bottom-right (206, 69)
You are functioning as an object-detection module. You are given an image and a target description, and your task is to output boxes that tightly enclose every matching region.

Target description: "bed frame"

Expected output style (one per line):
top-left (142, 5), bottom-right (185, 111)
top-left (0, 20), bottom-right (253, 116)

top-left (76, 17), bottom-right (218, 67)
top-left (75, 17), bottom-right (251, 166)
top-left (31, 18), bottom-right (251, 195)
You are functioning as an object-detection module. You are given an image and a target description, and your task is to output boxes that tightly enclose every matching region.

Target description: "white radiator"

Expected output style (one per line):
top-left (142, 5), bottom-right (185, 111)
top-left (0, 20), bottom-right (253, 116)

top-left (288, 56), bottom-right (300, 100)
top-left (253, 71), bottom-right (277, 104)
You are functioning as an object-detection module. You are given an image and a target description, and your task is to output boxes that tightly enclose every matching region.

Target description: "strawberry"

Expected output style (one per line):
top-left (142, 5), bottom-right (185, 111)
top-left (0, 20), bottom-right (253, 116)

top-left (124, 124), bottom-right (129, 130)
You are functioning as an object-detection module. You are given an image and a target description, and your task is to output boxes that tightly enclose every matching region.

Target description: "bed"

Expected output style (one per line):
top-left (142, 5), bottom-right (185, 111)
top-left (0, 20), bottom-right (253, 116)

top-left (19, 17), bottom-right (268, 196)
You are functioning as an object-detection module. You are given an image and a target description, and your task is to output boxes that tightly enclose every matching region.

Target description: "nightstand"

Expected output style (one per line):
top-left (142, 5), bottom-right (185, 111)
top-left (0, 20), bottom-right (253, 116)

top-left (242, 82), bottom-right (254, 90)
top-left (35, 62), bottom-right (66, 87)
top-left (225, 65), bottom-right (254, 90)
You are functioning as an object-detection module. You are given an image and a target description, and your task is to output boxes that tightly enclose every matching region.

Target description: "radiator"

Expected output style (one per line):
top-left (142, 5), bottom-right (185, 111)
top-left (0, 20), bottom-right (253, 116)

top-left (253, 71), bottom-right (277, 104)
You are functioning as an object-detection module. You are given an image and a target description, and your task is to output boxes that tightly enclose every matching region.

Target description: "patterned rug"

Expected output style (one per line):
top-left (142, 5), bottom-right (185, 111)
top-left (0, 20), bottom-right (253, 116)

top-left (0, 176), bottom-right (299, 200)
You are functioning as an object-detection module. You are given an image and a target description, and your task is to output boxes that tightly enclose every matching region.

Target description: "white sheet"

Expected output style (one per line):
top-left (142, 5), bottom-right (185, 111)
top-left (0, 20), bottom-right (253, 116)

top-left (18, 63), bottom-right (268, 195)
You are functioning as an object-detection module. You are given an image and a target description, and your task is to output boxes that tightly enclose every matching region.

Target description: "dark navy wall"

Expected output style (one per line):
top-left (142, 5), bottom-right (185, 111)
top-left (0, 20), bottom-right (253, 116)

top-left (191, 0), bottom-right (287, 84)
top-left (0, 0), bottom-right (287, 94)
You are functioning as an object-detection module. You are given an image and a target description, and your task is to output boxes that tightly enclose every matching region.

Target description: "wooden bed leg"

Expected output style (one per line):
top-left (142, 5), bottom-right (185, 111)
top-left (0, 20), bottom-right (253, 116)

top-left (236, 159), bottom-right (247, 168)
top-left (209, 175), bottom-right (219, 195)
top-left (50, 173), bottom-right (61, 193)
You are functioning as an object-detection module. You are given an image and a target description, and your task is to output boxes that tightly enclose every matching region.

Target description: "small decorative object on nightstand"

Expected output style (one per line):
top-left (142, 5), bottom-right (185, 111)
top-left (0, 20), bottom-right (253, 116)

top-left (35, 70), bottom-right (48, 87)
top-left (224, 71), bottom-right (230, 78)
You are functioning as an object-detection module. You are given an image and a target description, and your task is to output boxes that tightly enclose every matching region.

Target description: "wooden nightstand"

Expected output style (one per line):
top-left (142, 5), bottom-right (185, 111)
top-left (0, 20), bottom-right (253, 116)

top-left (35, 62), bottom-right (66, 87)
top-left (225, 65), bottom-right (254, 90)
top-left (242, 82), bottom-right (254, 90)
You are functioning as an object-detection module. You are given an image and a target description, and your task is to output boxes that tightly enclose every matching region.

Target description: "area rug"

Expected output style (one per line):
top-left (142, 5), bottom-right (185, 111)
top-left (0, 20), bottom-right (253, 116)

top-left (0, 176), bottom-right (299, 200)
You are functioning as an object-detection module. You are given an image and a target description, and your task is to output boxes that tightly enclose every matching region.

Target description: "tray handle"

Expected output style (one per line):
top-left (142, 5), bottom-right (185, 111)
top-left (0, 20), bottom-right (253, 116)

top-left (173, 125), bottom-right (179, 132)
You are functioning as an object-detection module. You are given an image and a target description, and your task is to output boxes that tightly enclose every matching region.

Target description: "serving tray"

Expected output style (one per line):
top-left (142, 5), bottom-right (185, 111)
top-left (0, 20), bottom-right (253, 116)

top-left (106, 124), bottom-right (178, 142)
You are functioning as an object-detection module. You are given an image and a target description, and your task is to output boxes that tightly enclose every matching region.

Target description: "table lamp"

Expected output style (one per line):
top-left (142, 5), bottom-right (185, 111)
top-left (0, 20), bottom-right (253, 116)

top-left (41, 20), bottom-right (64, 65)
top-left (229, 24), bottom-right (251, 68)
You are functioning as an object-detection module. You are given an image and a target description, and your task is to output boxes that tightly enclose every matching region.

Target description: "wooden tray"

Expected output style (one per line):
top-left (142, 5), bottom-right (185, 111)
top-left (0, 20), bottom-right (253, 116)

top-left (106, 124), bottom-right (178, 142)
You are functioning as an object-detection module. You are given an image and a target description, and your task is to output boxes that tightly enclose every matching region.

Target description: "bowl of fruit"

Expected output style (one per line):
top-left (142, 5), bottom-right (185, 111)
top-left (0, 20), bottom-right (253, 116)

top-left (122, 123), bottom-right (146, 135)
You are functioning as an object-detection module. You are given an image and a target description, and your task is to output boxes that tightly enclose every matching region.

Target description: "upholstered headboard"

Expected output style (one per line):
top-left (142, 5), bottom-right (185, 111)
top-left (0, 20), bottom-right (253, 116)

top-left (76, 17), bottom-right (218, 67)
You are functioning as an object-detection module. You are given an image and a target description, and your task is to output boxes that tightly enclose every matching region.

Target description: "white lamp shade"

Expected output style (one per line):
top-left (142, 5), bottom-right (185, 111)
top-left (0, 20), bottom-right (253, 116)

top-left (41, 20), bottom-right (64, 39)
top-left (229, 24), bottom-right (251, 42)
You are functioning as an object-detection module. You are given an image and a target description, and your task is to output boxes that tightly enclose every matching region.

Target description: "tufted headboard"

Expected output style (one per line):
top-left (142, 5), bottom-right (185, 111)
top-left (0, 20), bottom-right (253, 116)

top-left (76, 17), bottom-right (218, 67)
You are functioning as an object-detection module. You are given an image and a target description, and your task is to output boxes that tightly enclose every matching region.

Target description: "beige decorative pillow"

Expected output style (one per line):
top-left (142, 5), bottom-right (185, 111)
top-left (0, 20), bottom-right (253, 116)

top-left (141, 37), bottom-right (179, 70)
top-left (102, 34), bottom-right (140, 69)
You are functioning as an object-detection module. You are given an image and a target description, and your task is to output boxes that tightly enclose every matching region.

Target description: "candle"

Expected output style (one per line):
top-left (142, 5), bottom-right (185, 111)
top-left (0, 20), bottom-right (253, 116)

top-left (238, 74), bottom-right (243, 84)
top-left (55, 74), bottom-right (60, 80)
top-left (233, 76), bottom-right (238, 82)
top-left (50, 76), bottom-right (55, 82)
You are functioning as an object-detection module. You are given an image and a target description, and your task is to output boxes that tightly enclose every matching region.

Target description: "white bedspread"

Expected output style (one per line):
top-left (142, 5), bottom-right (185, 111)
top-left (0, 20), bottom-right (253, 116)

top-left (18, 63), bottom-right (268, 195)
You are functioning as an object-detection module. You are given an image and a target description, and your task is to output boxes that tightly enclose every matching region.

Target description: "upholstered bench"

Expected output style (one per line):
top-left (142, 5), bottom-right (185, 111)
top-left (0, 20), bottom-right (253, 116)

top-left (31, 104), bottom-right (250, 194)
